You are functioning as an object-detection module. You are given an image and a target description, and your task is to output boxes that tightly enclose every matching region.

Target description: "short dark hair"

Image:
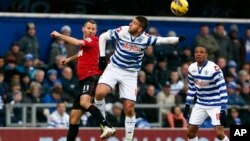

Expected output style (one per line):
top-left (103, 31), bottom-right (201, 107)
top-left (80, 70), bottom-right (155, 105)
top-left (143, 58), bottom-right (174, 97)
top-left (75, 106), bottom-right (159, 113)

top-left (195, 45), bottom-right (208, 52)
top-left (135, 16), bottom-right (148, 31)
top-left (84, 19), bottom-right (97, 26)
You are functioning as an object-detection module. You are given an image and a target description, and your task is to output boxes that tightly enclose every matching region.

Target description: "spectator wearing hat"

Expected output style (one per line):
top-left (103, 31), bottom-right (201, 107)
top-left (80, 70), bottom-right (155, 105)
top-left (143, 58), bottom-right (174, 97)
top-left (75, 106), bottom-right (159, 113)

top-left (156, 81), bottom-right (175, 125)
top-left (227, 60), bottom-right (238, 80)
top-left (19, 53), bottom-right (37, 80)
top-left (17, 22), bottom-right (40, 59)
top-left (4, 42), bottom-right (24, 65)
top-left (229, 24), bottom-right (241, 67)
top-left (227, 81), bottom-right (245, 106)
top-left (60, 25), bottom-right (78, 57)
top-left (43, 69), bottom-right (61, 94)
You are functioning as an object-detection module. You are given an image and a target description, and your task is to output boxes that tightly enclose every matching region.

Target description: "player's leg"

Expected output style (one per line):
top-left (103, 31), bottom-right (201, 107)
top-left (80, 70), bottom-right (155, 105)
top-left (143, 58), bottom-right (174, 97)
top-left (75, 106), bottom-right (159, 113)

top-left (67, 97), bottom-right (84, 141)
top-left (95, 65), bottom-right (117, 117)
top-left (187, 104), bottom-right (208, 141)
top-left (207, 106), bottom-right (229, 141)
top-left (119, 70), bottom-right (137, 141)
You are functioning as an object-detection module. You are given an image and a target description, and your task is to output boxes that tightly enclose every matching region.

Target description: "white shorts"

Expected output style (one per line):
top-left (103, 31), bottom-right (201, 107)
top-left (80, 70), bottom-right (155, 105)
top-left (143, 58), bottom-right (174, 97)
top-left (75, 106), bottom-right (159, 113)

top-left (98, 64), bottom-right (138, 101)
top-left (189, 104), bottom-right (221, 126)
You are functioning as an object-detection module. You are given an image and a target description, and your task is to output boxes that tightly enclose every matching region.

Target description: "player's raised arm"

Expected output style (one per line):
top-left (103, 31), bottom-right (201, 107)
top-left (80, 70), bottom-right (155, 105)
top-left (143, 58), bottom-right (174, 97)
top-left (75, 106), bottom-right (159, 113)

top-left (98, 31), bottom-right (112, 70)
top-left (50, 31), bottom-right (85, 46)
top-left (155, 35), bottom-right (187, 45)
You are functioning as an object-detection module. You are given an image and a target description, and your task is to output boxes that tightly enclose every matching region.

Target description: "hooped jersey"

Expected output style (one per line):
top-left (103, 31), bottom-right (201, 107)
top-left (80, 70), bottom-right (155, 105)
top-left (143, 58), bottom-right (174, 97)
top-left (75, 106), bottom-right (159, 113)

top-left (107, 26), bottom-right (159, 71)
top-left (186, 60), bottom-right (228, 110)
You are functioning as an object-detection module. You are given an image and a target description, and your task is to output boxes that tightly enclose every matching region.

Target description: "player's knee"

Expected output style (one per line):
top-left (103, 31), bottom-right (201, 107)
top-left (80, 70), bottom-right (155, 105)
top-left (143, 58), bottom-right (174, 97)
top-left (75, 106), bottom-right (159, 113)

top-left (95, 84), bottom-right (110, 98)
top-left (123, 103), bottom-right (135, 116)
top-left (187, 128), bottom-right (197, 138)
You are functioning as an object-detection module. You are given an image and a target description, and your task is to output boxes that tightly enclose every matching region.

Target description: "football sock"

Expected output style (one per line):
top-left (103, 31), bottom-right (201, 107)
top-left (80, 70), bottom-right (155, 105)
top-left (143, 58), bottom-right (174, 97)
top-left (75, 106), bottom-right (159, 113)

top-left (125, 116), bottom-right (136, 140)
top-left (94, 99), bottom-right (106, 117)
top-left (67, 124), bottom-right (79, 141)
top-left (217, 135), bottom-right (229, 141)
top-left (87, 105), bottom-right (111, 127)
top-left (188, 136), bottom-right (198, 141)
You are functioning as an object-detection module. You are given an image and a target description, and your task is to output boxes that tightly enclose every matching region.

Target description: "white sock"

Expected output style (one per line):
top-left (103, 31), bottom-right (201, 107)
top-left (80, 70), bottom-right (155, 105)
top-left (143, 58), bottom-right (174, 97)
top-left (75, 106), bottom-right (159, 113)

top-left (125, 116), bottom-right (136, 141)
top-left (217, 135), bottom-right (229, 141)
top-left (94, 99), bottom-right (106, 118)
top-left (188, 136), bottom-right (198, 141)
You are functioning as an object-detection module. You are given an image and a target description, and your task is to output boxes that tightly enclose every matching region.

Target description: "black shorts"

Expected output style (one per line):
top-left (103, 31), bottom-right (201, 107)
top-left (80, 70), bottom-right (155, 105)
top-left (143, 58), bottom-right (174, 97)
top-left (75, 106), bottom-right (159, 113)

top-left (72, 75), bottom-right (100, 110)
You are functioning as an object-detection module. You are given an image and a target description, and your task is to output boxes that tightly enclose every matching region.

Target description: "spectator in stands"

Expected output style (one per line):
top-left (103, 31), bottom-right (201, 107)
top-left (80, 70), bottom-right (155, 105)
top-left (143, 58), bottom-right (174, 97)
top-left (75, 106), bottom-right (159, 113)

top-left (33, 69), bottom-right (46, 94)
top-left (48, 55), bottom-right (66, 78)
top-left (10, 90), bottom-right (23, 124)
top-left (227, 106), bottom-right (244, 126)
top-left (4, 42), bottom-right (24, 65)
top-left (195, 24), bottom-right (219, 62)
top-left (142, 46), bottom-right (156, 67)
top-left (177, 62), bottom-right (189, 84)
top-left (228, 24), bottom-right (241, 68)
top-left (236, 70), bottom-right (250, 88)
top-left (0, 56), bottom-right (5, 70)
top-left (48, 38), bottom-right (67, 66)
top-left (47, 101), bottom-right (69, 128)
top-left (180, 46), bottom-right (194, 64)
top-left (0, 94), bottom-right (4, 126)
top-left (239, 27), bottom-right (250, 64)
top-left (143, 60), bottom-right (158, 89)
top-left (156, 81), bottom-right (175, 122)
top-left (106, 102), bottom-right (124, 127)
top-left (242, 105), bottom-right (250, 124)
top-left (216, 57), bottom-right (228, 75)
top-left (169, 70), bottom-right (184, 96)
top-left (43, 69), bottom-right (61, 93)
top-left (60, 25), bottom-right (78, 57)
top-left (166, 106), bottom-right (187, 128)
top-left (155, 57), bottom-right (170, 88)
top-left (0, 70), bottom-right (9, 99)
top-left (19, 53), bottom-right (37, 80)
top-left (240, 83), bottom-right (250, 105)
top-left (17, 22), bottom-right (40, 59)
top-left (137, 70), bottom-right (147, 96)
top-left (227, 81), bottom-right (245, 106)
top-left (23, 82), bottom-right (47, 122)
top-left (42, 86), bottom-right (64, 113)
top-left (20, 73), bottom-right (32, 95)
top-left (140, 84), bottom-right (158, 123)
top-left (227, 60), bottom-right (238, 80)
top-left (212, 23), bottom-right (233, 61)
top-left (61, 66), bottom-right (79, 102)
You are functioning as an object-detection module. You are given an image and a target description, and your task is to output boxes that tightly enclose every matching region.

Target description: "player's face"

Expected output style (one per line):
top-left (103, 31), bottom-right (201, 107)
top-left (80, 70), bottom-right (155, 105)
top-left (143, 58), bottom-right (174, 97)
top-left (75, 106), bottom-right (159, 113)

top-left (194, 47), bottom-right (208, 63)
top-left (128, 18), bottom-right (142, 35)
top-left (83, 22), bottom-right (97, 38)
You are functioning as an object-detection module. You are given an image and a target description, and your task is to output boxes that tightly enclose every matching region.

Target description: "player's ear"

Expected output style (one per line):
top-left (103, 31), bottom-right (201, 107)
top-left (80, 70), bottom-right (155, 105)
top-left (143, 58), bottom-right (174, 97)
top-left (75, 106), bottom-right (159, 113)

top-left (81, 26), bottom-right (85, 33)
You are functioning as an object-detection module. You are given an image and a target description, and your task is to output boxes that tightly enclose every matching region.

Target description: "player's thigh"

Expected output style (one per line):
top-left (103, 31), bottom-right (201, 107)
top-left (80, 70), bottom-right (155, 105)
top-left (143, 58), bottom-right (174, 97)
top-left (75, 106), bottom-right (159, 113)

top-left (79, 76), bottom-right (99, 97)
top-left (207, 106), bottom-right (221, 126)
top-left (119, 71), bottom-right (138, 101)
top-left (189, 105), bottom-right (208, 125)
top-left (69, 109), bottom-right (84, 124)
top-left (98, 64), bottom-right (119, 90)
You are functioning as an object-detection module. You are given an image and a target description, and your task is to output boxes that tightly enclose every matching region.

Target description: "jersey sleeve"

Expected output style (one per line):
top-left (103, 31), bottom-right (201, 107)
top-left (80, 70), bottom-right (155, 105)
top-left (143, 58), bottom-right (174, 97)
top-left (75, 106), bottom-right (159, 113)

top-left (212, 66), bottom-right (228, 110)
top-left (108, 26), bottom-right (123, 40)
top-left (186, 69), bottom-right (196, 105)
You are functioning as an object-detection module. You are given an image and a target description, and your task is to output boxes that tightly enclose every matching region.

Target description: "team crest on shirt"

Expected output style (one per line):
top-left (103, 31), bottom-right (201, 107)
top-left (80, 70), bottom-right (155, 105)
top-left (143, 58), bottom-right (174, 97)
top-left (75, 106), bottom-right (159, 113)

top-left (85, 37), bottom-right (92, 42)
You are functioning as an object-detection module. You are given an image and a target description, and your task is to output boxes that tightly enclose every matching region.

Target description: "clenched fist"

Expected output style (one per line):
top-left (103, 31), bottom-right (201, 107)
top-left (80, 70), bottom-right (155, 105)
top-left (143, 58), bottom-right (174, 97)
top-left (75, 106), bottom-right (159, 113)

top-left (50, 31), bottom-right (61, 38)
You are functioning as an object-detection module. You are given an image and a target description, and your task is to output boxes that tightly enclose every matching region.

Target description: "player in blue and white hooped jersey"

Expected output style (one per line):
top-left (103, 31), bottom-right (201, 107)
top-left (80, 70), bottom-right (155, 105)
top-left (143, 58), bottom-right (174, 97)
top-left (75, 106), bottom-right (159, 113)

top-left (95, 16), bottom-right (186, 140)
top-left (183, 45), bottom-right (229, 141)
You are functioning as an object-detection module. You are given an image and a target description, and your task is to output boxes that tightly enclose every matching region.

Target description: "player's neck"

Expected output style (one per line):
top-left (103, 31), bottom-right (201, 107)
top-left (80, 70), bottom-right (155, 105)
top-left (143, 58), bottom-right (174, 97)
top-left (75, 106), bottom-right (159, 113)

top-left (197, 60), bottom-right (207, 67)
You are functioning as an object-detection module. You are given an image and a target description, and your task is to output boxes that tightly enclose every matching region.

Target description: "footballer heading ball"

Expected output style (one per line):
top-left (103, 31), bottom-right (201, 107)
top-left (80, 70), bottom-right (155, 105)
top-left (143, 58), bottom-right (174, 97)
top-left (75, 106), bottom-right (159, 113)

top-left (171, 0), bottom-right (189, 16)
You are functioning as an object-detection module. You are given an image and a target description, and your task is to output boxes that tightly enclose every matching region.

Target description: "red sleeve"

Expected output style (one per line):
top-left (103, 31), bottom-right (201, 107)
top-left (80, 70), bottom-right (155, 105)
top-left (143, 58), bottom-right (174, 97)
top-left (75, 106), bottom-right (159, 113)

top-left (83, 35), bottom-right (98, 48)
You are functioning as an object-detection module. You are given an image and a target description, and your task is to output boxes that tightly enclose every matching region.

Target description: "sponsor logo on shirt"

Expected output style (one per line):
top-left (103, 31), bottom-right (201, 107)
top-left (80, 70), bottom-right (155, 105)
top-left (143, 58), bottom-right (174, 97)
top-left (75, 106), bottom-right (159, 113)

top-left (121, 43), bottom-right (141, 52)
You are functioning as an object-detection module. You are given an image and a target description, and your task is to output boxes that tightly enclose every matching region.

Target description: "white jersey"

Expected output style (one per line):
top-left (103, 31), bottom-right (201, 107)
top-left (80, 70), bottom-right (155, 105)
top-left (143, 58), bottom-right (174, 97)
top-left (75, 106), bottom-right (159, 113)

top-left (186, 60), bottom-right (228, 110)
top-left (107, 26), bottom-right (160, 71)
top-left (47, 111), bottom-right (69, 128)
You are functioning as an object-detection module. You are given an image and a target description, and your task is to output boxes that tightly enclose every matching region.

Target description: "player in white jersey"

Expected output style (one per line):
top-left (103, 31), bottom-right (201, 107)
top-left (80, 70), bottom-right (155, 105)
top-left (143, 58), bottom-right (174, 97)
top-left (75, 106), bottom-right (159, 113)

top-left (96, 16), bottom-right (186, 140)
top-left (183, 45), bottom-right (229, 141)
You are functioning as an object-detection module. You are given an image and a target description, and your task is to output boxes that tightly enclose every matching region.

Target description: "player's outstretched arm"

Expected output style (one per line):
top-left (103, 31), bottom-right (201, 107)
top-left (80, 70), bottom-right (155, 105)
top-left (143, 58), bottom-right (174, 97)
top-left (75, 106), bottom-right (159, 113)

top-left (50, 31), bottom-right (84, 46)
top-left (155, 35), bottom-right (187, 45)
top-left (61, 54), bottom-right (78, 65)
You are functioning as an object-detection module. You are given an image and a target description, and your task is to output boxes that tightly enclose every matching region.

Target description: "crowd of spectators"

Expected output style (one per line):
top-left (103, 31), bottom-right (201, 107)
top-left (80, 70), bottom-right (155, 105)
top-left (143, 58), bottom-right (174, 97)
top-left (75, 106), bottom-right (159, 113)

top-left (0, 21), bottom-right (250, 128)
